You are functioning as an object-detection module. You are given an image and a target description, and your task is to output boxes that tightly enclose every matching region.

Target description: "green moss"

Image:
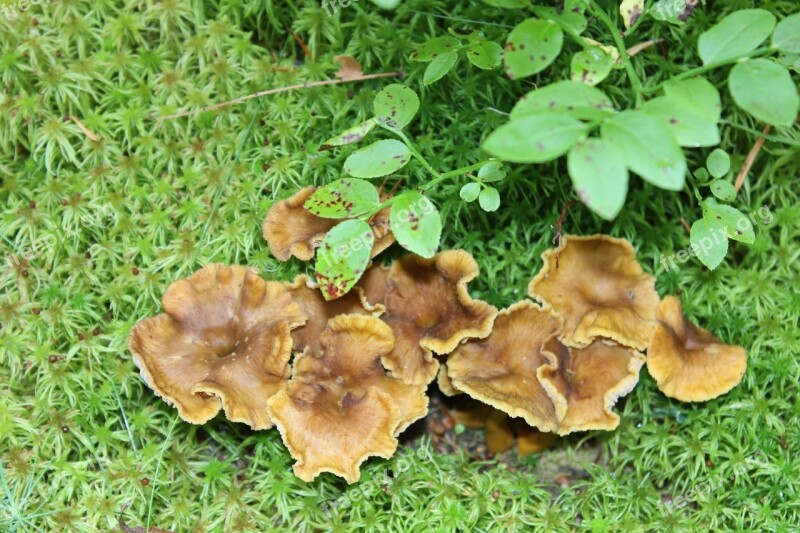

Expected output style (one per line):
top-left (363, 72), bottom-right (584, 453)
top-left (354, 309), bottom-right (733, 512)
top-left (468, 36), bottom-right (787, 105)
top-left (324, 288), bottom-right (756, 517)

top-left (1, 0), bottom-right (798, 531)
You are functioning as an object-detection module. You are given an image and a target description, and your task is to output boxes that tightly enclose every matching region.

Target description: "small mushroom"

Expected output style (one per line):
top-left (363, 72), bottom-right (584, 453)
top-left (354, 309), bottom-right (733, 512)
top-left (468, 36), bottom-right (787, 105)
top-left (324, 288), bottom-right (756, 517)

top-left (267, 315), bottom-right (428, 483)
top-left (129, 264), bottom-right (307, 430)
top-left (539, 338), bottom-right (645, 435)
top-left (262, 187), bottom-right (395, 262)
top-left (529, 235), bottom-right (659, 350)
top-left (514, 423), bottom-right (558, 456)
top-left (647, 296), bottom-right (747, 402)
top-left (381, 250), bottom-right (498, 386)
top-left (485, 409), bottom-right (515, 455)
top-left (284, 273), bottom-right (384, 355)
top-left (445, 301), bottom-right (564, 432)
top-left (262, 187), bottom-right (338, 261)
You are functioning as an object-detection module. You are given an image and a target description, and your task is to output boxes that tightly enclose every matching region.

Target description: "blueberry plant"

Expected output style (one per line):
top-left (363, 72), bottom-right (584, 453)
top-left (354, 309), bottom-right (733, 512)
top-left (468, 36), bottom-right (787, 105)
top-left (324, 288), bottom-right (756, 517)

top-left (410, 2), bottom-right (799, 268)
top-left (309, 84), bottom-right (504, 298)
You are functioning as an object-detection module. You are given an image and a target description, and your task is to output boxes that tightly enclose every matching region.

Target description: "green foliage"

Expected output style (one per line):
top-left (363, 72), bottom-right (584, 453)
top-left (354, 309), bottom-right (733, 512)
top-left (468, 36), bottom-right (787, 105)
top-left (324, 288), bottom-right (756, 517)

top-left (316, 220), bottom-right (374, 299)
top-left (411, 30), bottom-right (503, 85)
top-left (1, 1), bottom-right (799, 531)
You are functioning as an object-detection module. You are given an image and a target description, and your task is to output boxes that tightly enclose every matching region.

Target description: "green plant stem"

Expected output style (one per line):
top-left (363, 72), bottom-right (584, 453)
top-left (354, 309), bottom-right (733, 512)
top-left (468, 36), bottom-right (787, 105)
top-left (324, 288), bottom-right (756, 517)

top-left (380, 124), bottom-right (441, 178)
top-left (590, 0), bottom-right (644, 107)
top-left (720, 119), bottom-right (800, 148)
top-left (422, 161), bottom-right (493, 191)
top-left (643, 47), bottom-right (773, 94)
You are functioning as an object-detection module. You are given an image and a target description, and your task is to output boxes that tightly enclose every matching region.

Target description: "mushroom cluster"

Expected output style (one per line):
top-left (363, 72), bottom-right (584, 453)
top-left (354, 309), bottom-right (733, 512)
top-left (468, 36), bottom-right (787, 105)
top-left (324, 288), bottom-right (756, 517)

top-left (439, 234), bottom-right (748, 447)
top-left (130, 248), bottom-right (497, 483)
top-left (131, 224), bottom-right (748, 483)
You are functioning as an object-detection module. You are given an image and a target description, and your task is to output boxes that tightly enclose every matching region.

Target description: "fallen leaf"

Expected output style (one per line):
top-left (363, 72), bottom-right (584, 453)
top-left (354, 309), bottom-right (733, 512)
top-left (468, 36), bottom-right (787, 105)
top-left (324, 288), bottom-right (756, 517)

top-left (334, 55), bottom-right (364, 81)
top-left (287, 27), bottom-right (313, 62)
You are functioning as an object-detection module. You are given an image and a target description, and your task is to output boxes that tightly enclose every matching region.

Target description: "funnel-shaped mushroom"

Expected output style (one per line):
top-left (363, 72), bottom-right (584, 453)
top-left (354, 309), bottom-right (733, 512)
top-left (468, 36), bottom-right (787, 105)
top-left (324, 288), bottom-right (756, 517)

top-left (357, 262), bottom-right (390, 308)
top-left (262, 187), bottom-right (394, 262)
top-left (263, 187), bottom-right (338, 261)
top-left (647, 296), bottom-right (747, 402)
top-left (129, 264), bottom-right (306, 430)
top-left (445, 301), bottom-right (563, 432)
top-left (539, 338), bottom-right (645, 435)
top-left (529, 235), bottom-right (659, 350)
top-left (267, 315), bottom-right (428, 483)
top-left (285, 273), bottom-right (384, 355)
top-left (381, 250), bottom-right (498, 386)
top-left (514, 423), bottom-right (558, 456)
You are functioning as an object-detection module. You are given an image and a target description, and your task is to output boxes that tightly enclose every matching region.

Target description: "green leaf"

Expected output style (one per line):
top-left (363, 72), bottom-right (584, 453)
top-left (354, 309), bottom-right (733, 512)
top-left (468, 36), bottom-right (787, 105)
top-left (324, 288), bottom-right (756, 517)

top-left (504, 18), bottom-right (564, 79)
top-left (319, 119), bottom-right (377, 151)
top-left (305, 178), bottom-right (380, 219)
top-left (460, 183), bottom-right (481, 202)
top-left (697, 9), bottom-right (776, 65)
top-left (478, 187), bottom-right (501, 212)
top-left (779, 53), bottom-right (800, 73)
top-left (728, 59), bottom-right (799, 127)
top-left (690, 217), bottom-right (729, 270)
top-left (482, 0), bottom-right (528, 7)
top-left (706, 149), bottom-right (730, 178)
top-left (773, 13), bottom-right (800, 53)
top-left (570, 48), bottom-right (613, 86)
top-left (567, 138), bottom-right (629, 220)
top-left (601, 110), bottom-right (687, 191)
top-left (344, 139), bottom-right (412, 178)
top-left (702, 201), bottom-right (755, 244)
top-left (466, 41), bottom-right (503, 69)
top-left (424, 52), bottom-right (459, 85)
top-left (641, 77), bottom-right (721, 148)
top-left (315, 220), bottom-right (374, 301)
top-left (532, 0), bottom-right (588, 35)
top-left (477, 161), bottom-right (506, 182)
top-left (510, 81), bottom-right (615, 121)
top-left (374, 84), bottom-right (420, 129)
top-left (710, 180), bottom-right (736, 202)
top-left (389, 192), bottom-right (442, 258)
top-left (411, 36), bottom-right (461, 62)
top-left (693, 167), bottom-right (710, 182)
top-left (620, 0), bottom-right (644, 29)
top-left (483, 113), bottom-right (587, 163)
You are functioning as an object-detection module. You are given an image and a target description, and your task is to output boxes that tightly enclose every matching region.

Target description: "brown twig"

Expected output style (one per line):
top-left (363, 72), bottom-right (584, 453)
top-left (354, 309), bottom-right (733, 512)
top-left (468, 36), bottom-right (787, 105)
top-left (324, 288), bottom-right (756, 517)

top-left (627, 38), bottom-right (663, 57)
top-left (286, 27), bottom-right (313, 62)
top-left (70, 115), bottom-right (99, 141)
top-left (157, 71), bottom-right (402, 121)
top-left (552, 200), bottom-right (580, 269)
top-left (735, 124), bottom-right (771, 193)
top-left (680, 218), bottom-right (691, 234)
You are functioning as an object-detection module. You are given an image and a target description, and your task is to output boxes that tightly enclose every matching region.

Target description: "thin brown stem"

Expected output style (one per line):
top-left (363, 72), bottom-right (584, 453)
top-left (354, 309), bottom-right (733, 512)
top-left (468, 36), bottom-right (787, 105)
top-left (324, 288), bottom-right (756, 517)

top-left (735, 125), bottom-right (771, 193)
top-left (157, 71), bottom-right (402, 121)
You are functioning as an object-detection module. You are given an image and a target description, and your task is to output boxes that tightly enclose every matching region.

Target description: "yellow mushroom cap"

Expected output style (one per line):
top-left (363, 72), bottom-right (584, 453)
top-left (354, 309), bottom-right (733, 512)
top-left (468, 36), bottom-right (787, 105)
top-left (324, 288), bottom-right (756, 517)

top-left (262, 187), bottom-right (394, 262)
top-left (267, 315), bottom-right (428, 483)
top-left (539, 338), bottom-right (645, 436)
top-left (129, 264), bottom-right (306, 430)
top-left (381, 250), bottom-right (498, 386)
top-left (445, 301), bottom-right (563, 432)
top-left (647, 296), bottom-right (747, 402)
top-left (529, 234), bottom-right (659, 350)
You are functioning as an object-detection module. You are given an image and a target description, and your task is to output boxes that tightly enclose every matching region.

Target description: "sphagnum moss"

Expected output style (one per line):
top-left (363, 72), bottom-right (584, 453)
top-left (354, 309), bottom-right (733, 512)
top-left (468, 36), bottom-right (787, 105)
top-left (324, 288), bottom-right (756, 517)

top-left (1, 0), bottom-right (798, 531)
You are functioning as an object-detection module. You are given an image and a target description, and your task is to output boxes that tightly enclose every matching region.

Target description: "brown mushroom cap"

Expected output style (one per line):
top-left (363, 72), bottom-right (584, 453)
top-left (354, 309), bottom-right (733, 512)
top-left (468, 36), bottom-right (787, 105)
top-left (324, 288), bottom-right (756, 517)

top-left (436, 363), bottom-right (461, 397)
top-left (381, 250), bottom-right (498, 385)
top-left (446, 301), bottom-right (564, 432)
top-left (129, 264), bottom-right (306, 429)
top-left (647, 296), bottom-right (747, 402)
top-left (528, 235), bottom-right (659, 350)
top-left (267, 315), bottom-right (427, 483)
top-left (357, 262), bottom-right (390, 308)
top-left (262, 187), bottom-right (338, 261)
top-left (284, 274), bottom-right (384, 355)
top-left (262, 188), bottom-right (395, 262)
top-left (539, 338), bottom-right (645, 436)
